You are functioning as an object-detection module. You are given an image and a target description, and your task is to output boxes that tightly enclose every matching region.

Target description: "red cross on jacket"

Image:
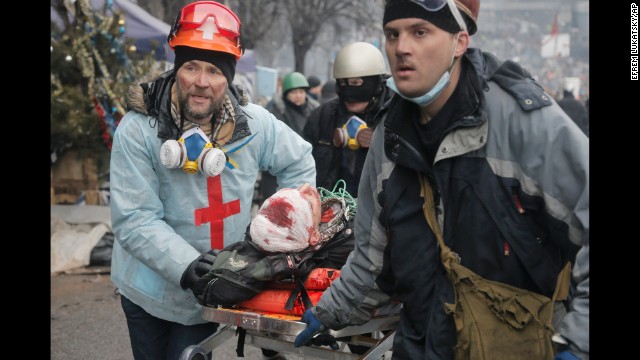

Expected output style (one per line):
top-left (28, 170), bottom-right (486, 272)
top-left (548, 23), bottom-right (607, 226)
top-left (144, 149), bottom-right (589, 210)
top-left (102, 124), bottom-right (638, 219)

top-left (194, 175), bottom-right (240, 249)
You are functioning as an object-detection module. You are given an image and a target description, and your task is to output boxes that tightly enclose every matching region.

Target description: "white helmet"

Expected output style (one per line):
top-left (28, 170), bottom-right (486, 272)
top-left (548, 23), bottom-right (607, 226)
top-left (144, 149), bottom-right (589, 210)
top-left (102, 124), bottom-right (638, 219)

top-left (333, 42), bottom-right (387, 79)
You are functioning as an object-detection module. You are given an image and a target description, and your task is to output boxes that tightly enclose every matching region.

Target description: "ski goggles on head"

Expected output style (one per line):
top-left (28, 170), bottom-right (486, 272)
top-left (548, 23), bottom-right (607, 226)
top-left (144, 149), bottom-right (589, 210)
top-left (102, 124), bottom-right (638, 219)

top-left (174, 1), bottom-right (241, 40)
top-left (409, 0), bottom-right (467, 32)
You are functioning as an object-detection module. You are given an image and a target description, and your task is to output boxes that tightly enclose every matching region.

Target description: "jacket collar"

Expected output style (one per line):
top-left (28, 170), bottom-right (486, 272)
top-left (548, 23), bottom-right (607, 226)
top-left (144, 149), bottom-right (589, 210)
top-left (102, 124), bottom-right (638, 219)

top-left (467, 48), bottom-right (553, 111)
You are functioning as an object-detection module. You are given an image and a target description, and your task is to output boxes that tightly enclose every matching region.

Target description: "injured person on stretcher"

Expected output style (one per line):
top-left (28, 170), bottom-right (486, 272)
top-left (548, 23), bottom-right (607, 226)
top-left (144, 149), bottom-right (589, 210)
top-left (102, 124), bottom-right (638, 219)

top-left (194, 182), bottom-right (356, 315)
top-left (191, 183), bottom-right (400, 357)
top-left (250, 183), bottom-right (324, 253)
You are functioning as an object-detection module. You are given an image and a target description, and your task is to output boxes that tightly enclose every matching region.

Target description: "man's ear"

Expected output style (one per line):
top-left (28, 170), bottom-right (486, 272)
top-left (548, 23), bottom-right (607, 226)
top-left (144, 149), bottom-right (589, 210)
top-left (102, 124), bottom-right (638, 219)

top-left (454, 32), bottom-right (470, 58)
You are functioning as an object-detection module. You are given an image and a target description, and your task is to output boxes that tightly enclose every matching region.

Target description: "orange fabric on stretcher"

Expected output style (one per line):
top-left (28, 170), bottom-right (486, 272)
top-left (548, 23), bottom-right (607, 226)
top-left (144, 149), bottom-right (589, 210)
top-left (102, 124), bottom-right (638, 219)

top-left (238, 268), bottom-right (341, 315)
top-left (266, 268), bottom-right (341, 291)
top-left (237, 289), bottom-right (324, 316)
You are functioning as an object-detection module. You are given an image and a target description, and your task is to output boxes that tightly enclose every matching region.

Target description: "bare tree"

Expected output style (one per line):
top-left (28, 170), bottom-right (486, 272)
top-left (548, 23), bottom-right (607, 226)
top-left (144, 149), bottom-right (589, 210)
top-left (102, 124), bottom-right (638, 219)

top-left (136, 0), bottom-right (165, 24)
top-left (283, 0), bottom-right (381, 73)
top-left (226, 0), bottom-right (282, 50)
top-left (136, 0), bottom-right (190, 24)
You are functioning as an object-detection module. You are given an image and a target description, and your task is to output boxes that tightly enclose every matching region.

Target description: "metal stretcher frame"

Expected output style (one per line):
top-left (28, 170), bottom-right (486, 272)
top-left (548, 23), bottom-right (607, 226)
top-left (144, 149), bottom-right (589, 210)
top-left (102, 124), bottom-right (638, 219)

top-left (179, 306), bottom-right (400, 360)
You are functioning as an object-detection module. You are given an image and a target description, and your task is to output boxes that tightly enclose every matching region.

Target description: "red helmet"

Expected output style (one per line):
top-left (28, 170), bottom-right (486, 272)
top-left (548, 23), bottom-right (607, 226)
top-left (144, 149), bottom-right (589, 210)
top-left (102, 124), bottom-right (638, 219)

top-left (167, 1), bottom-right (243, 60)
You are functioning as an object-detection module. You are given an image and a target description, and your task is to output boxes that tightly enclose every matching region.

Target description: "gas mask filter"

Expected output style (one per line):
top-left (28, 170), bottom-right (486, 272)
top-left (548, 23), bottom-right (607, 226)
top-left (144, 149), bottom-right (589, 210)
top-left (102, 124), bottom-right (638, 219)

top-left (333, 115), bottom-right (373, 150)
top-left (160, 127), bottom-right (227, 176)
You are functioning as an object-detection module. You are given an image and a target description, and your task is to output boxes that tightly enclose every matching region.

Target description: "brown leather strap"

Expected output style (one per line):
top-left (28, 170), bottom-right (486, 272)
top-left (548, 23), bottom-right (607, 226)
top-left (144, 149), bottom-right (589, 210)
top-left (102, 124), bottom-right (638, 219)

top-left (418, 173), bottom-right (459, 271)
top-left (552, 261), bottom-right (572, 302)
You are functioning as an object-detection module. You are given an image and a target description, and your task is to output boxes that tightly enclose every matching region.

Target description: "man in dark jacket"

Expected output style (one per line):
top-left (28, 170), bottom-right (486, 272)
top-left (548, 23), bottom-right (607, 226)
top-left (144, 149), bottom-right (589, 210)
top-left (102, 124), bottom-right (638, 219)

top-left (266, 71), bottom-right (320, 136)
top-left (306, 75), bottom-right (323, 101)
top-left (303, 42), bottom-right (393, 197)
top-left (557, 88), bottom-right (589, 136)
top-left (295, 1), bottom-right (589, 359)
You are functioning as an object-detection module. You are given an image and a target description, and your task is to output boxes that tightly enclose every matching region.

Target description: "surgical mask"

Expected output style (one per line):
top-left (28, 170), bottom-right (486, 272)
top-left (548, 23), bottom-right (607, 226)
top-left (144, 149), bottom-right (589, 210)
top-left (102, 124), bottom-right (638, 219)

top-left (333, 115), bottom-right (373, 150)
top-left (160, 127), bottom-right (227, 176)
top-left (386, 34), bottom-right (460, 107)
top-left (386, 72), bottom-right (451, 107)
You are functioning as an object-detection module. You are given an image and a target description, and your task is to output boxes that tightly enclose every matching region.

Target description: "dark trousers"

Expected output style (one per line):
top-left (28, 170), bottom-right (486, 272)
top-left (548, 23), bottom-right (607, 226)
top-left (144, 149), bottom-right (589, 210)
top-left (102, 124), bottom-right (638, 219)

top-left (120, 295), bottom-right (219, 360)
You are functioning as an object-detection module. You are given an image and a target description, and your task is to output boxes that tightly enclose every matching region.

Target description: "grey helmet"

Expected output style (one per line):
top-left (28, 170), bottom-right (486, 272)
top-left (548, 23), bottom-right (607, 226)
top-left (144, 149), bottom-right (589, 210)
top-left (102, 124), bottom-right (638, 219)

top-left (333, 42), bottom-right (388, 79)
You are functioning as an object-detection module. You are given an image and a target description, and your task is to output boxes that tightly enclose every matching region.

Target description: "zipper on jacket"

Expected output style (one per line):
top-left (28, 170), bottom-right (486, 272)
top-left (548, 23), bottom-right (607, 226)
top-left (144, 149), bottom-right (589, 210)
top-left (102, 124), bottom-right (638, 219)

top-left (286, 254), bottom-right (296, 283)
top-left (286, 254), bottom-right (295, 270)
top-left (511, 190), bottom-right (545, 247)
top-left (506, 192), bottom-right (524, 256)
top-left (512, 193), bottom-right (525, 214)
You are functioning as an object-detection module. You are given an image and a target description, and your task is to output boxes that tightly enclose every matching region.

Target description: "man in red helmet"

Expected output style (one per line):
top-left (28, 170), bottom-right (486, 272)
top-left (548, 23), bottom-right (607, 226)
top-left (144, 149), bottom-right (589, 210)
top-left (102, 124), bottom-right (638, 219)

top-left (109, 1), bottom-right (314, 359)
top-left (295, 1), bottom-right (588, 359)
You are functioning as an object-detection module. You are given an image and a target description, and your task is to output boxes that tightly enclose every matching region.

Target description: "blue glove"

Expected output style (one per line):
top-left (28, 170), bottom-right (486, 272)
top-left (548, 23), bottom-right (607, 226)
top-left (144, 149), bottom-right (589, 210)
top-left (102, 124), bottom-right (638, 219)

top-left (294, 309), bottom-right (338, 350)
top-left (555, 350), bottom-right (580, 360)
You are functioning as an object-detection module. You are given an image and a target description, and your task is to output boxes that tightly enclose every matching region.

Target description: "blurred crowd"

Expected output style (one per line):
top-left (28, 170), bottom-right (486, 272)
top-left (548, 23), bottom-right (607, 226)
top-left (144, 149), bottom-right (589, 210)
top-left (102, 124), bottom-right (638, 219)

top-left (472, 15), bottom-right (589, 102)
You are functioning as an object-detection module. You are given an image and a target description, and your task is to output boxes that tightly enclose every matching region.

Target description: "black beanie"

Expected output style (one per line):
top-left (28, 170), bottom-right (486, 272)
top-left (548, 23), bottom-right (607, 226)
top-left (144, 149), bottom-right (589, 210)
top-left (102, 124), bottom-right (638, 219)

top-left (383, 0), bottom-right (476, 35)
top-left (173, 46), bottom-right (237, 85)
top-left (307, 75), bottom-right (321, 88)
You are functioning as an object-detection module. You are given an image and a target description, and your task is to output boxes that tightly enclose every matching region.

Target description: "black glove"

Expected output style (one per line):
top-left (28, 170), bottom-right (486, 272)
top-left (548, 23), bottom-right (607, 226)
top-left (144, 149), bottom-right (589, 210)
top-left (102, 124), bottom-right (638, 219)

top-left (180, 250), bottom-right (218, 296)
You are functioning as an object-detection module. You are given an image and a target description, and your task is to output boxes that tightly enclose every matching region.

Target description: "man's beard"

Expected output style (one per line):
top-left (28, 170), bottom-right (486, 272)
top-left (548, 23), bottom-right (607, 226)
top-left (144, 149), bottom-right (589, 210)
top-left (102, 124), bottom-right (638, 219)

top-left (177, 86), bottom-right (226, 122)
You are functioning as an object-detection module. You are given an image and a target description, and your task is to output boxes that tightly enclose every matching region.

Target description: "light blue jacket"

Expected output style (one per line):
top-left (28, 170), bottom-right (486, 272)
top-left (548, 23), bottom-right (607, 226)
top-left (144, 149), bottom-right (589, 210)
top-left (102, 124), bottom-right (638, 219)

top-left (110, 71), bottom-right (316, 325)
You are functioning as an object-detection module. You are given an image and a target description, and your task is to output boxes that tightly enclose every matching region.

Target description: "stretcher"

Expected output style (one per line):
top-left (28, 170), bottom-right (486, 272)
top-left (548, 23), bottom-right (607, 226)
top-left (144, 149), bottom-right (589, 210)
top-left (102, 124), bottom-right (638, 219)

top-left (179, 305), bottom-right (400, 360)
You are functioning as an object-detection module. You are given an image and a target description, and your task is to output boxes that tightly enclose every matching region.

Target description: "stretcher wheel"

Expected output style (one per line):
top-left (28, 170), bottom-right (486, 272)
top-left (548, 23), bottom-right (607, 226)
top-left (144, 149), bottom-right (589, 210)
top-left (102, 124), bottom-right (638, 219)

top-left (179, 345), bottom-right (208, 360)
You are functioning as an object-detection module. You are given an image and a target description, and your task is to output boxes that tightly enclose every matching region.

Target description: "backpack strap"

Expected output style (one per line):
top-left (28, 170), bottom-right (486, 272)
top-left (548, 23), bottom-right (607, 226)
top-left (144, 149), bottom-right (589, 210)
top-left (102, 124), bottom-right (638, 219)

top-left (297, 277), bottom-right (314, 310)
top-left (284, 277), bottom-right (314, 311)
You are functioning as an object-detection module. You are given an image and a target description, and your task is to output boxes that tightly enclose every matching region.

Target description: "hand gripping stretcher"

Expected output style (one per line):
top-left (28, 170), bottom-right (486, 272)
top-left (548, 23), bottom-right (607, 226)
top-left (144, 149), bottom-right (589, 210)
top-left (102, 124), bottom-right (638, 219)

top-left (179, 304), bottom-right (400, 360)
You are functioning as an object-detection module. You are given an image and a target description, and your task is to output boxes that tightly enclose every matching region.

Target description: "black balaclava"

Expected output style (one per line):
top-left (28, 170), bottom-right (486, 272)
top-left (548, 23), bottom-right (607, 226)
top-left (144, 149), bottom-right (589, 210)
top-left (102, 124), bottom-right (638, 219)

top-left (307, 75), bottom-right (321, 88)
top-left (337, 75), bottom-right (383, 103)
top-left (173, 46), bottom-right (237, 85)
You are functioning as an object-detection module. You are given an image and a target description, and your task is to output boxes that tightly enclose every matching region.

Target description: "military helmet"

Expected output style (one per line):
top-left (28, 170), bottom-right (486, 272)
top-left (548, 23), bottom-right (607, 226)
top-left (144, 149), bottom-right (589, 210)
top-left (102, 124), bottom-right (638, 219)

top-left (333, 42), bottom-right (387, 79)
top-left (282, 72), bottom-right (310, 93)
